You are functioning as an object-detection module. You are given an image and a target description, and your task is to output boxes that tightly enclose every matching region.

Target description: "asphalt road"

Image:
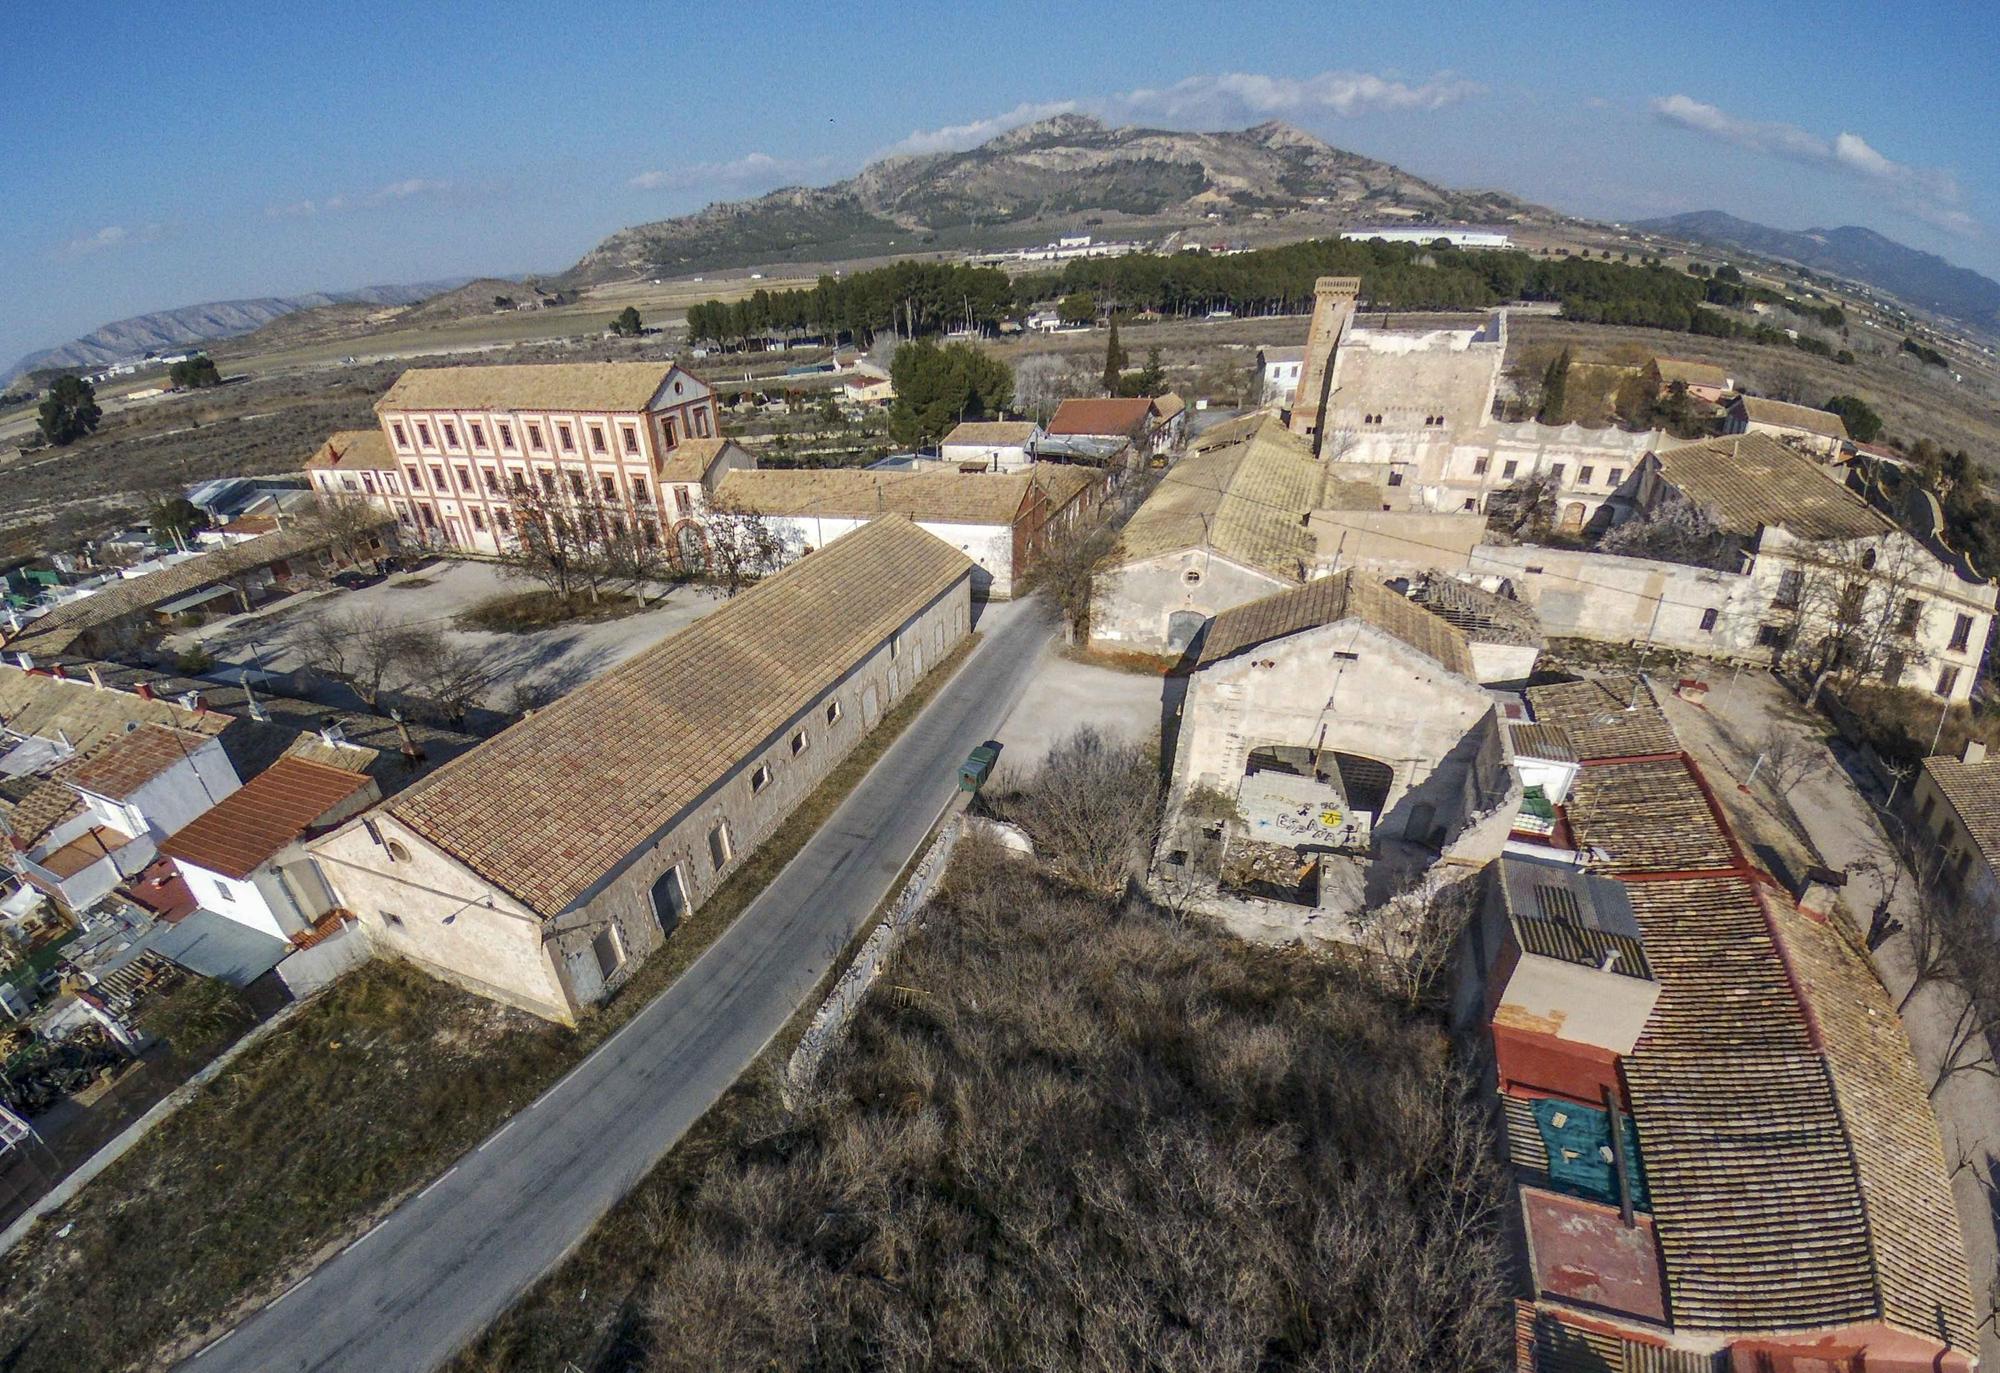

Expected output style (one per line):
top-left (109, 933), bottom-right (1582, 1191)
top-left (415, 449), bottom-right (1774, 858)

top-left (187, 596), bottom-right (1057, 1373)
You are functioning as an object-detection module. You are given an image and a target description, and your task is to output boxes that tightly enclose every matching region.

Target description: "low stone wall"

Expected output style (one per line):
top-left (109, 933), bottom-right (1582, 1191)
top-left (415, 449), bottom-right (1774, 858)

top-left (781, 815), bottom-right (963, 1103)
top-left (276, 921), bottom-right (374, 999)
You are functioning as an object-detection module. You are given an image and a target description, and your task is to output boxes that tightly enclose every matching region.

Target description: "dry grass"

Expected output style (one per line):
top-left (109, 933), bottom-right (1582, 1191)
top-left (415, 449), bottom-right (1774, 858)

top-left (449, 776), bottom-right (1508, 1373)
top-left (0, 634), bottom-right (981, 1373)
top-left (455, 588), bottom-right (650, 633)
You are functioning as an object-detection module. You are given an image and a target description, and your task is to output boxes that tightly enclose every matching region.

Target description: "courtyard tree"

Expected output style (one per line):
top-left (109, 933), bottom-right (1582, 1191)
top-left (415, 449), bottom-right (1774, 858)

top-left (301, 491), bottom-right (390, 573)
top-left (1486, 472), bottom-right (1558, 541)
top-left (1536, 348), bottom-right (1570, 424)
top-left (37, 374), bottom-right (101, 446)
top-left (991, 726), bottom-right (1161, 894)
top-left (1824, 393), bottom-right (1883, 443)
top-left (500, 484), bottom-right (622, 607)
top-left (401, 629), bottom-right (495, 727)
top-left (288, 609), bottom-right (429, 709)
top-left (695, 499), bottom-right (790, 596)
top-left (1773, 535), bottom-right (1936, 690)
top-left (887, 339), bottom-right (1013, 449)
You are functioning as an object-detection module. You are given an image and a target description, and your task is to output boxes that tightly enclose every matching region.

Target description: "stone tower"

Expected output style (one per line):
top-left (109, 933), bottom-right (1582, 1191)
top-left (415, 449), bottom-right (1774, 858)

top-left (1288, 276), bottom-right (1361, 453)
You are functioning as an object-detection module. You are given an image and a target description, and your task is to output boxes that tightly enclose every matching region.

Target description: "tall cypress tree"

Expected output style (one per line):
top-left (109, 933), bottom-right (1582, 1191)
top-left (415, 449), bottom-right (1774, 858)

top-left (1538, 348), bottom-right (1571, 425)
top-left (1101, 318), bottom-right (1127, 393)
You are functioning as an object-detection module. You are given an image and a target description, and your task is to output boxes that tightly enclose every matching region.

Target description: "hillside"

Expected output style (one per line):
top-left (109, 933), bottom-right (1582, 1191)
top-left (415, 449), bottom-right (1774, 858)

top-left (563, 115), bottom-right (1537, 284)
top-left (9, 280), bottom-right (471, 382)
top-left (1635, 211), bottom-right (2000, 331)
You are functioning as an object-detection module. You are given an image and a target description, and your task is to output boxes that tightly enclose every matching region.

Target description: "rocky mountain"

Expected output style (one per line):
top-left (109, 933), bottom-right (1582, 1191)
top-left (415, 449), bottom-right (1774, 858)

top-left (9, 280), bottom-right (471, 383)
top-left (564, 115), bottom-right (1534, 284)
top-left (1634, 211), bottom-right (2000, 331)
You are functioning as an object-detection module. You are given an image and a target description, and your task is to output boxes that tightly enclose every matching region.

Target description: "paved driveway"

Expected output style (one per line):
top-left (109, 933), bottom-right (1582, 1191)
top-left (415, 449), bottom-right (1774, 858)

top-left (186, 597), bottom-right (1056, 1373)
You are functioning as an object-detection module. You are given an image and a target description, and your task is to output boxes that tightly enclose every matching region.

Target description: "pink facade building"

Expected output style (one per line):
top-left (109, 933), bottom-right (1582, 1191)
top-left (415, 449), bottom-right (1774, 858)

top-left (308, 362), bottom-right (739, 558)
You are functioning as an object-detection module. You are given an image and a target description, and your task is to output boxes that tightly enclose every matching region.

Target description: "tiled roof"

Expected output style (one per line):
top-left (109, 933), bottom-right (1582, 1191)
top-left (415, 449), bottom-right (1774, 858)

top-left (941, 421), bottom-right (1038, 448)
top-left (1405, 573), bottom-right (1544, 647)
top-left (1524, 676), bottom-right (1679, 760)
top-left (1046, 396), bottom-right (1157, 439)
top-left (1115, 414), bottom-right (1321, 579)
top-left (1775, 901), bottom-right (1978, 1346)
top-left (656, 435), bottom-right (734, 484)
top-left (2, 779), bottom-right (84, 849)
top-left (1152, 393), bottom-right (1185, 423)
top-left (158, 757), bottom-right (375, 880)
top-left (387, 517), bottom-right (973, 918)
top-left (1259, 345), bottom-right (1305, 364)
top-left (1497, 855), bottom-right (1651, 979)
top-left (0, 665), bottom-right (228, 757)
top-left (3, 523), bottom-right (387, 655)
top-left (1652, 433), bottom-right (1886, 541)
top-left (36, 826), bottom-right (134, 879)
top-left (304, 429), bottom-right (399, 473)
top-left (64, 724), bottom-right (208, 800)
top-left (1508, 723), bottom-right (1577, 763)
top-left (377, 362), bottom-right (682, 415)
top-left (1651, 356), bottom-right (1728, 389)
top-left (1195, 571), bottom-right (1475, 677)
top-left (716, 467), bottom-right (1036, 526)
top-left (1565, 755), bottom-right (1739, 874)
top-left (1618, 877), bottom-right (1877, 1332)
top-left (1921, 754), bottom-right (2000, 871)
top-left (1732, 394), bottom-right (1850, 440)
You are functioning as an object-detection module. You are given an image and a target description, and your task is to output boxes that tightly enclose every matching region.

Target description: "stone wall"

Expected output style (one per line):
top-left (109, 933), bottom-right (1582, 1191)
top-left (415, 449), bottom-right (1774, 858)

top-left (1091, 550), bottom-right (1291, 656)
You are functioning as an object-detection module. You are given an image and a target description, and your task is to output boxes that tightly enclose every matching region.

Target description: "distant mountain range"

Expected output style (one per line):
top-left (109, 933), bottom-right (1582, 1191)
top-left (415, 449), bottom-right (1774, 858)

top-left (561, 114), bottom-right (1537, 284)
top-left (1633, 211), bottom-right (2000, 331)
top-left (7, 280), bottom-right (473, 384)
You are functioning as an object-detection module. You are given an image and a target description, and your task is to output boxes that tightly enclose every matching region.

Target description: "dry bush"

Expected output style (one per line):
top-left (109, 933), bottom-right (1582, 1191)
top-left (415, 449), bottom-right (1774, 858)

top-left (986, 727), bottom-right (1160, 892)
top-left (634, 839), bottom-right (1511, 1372)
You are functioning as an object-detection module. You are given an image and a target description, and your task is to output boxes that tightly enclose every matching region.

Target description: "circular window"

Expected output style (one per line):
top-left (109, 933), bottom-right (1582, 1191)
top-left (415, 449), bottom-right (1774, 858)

top-left (387, 840), bottom-right (411, 862)
top-left (1183, 569), bottom-right (1203, 586)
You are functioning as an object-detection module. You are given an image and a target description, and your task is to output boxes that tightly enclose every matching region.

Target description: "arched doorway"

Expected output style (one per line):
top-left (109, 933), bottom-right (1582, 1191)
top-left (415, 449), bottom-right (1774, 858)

top-left (1166, 610), bottom-right (1205, 654)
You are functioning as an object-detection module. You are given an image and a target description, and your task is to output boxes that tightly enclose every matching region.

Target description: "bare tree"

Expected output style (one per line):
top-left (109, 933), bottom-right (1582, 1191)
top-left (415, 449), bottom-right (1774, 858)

top-left (1485, 472), bottom-right (1558, 541)
top-left (1350, 869), bottom-right (1480, 1011)
top-left (1597, 491), bottom-right (1732, 569)
top-left (1753, 725), bottom-right (1831, 795)
top-left (299, 491), bottom-right (392, 573)
top-left (288, 608), bottom-right (427, 709)
top-left (401, 628), bottom-right (493, 726)
top-left (1012, 353), bottom-right (1093, 423)
top-left (995, 727), bottom-right (1161, 893)
top-left (500, 483), bottom-right (621, 607)
top-left (696, 500), bottom-right (791, 597)
top-left (1774, 534), bottom-right (1935, 691)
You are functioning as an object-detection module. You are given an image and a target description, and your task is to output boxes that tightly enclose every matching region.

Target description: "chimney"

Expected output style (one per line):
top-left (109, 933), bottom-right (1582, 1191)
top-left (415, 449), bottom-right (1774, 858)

top-left (134, 681), bottom-right (155, 701)
top-left (1795, 864), bottom-right (1846, 920)
top-left (1965, 740), bottom-right (1989, 766)
top-left (178, 690), bottom-right (204, 713)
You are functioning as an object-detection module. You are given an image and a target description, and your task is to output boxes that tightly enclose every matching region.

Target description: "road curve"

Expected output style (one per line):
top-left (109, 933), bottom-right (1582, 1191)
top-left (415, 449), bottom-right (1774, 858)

top-left (187, 597), bottom-right (1056, 1373)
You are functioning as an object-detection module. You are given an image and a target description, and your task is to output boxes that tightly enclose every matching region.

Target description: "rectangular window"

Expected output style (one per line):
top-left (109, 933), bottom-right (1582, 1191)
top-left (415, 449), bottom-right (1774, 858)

top-left (419, 503), bottom-right (438, 529)
top-left (1699, 608), bottom-right (1718, 632)
top-left (693, 408), bottom-right (711, 438)
top-left (1550, 463), bottom-right (1565, 483)
top-left (468, 421), bottom-right (486, 448)
top-left (1950, 613), bottom-right (1974, 651)
top-left (621, 426), bottom-right (640, 455)
top-left (1579, 466), bottom-right (1595, 484)
top-left (527, 424), bottom-right (546, 452)
top-left (1472, 457), bottom-right (1488, 476)
top-left (1883, 650), bottom-right (1907, 684)
top-left (791, 729), bottom-right (808, 756)
top-left (456, 465), bottom-right (473, 492)
top-left (1502, 460), bottom-right (1517, 479)
top-left (1387, 471), bottom-right (1404, 487)
top-left (569, 472), bottom-right (587, 499)
top-left (1896, 598), bottom-right (1922, 636)
top-left (430, 464), bottom-right (447, 491)
top-left (482, 467), bottom-right (499, 494)
top-left (1775, 569), bottom-right (1805, 610)
top-left (470, 508), bottom-right (486, 531)
top-left (392, 422), bottom-right (409, 448)
top-left (662, 415), bottom-right (679, 448)
top-left (498, 422), bottom-right (516, 451)
top-left (538, 469), bottom-right (557, 496)
top-left (826, 700), bottom-right (842, 725)
top-left (631, 477), bottom-right (648, 504)
top-left (1756, 622), bottom-right (1787, 648)
top-left (1920, 794), bottom-right (1937, 825)
top-left (416, 422), bottom-right (433, 446)
top-left (708, 821), bottom-right (733, 871)
top-left (601, 474), bottom-right (618, 500)
top-left (558, 424), bottom-right (576, 453)
top-left (1609, 467), bottom-right (1624, 485)
top-left (441, 421), bottom-right (459, 447)
top-left (382, 909), bottom-right (405, 929)
top-left (590, 425), bottom-right (608, 455)
top-left (751, 763), bottom-right (771, 794)
top-left (669, 487), bottom-right (691, 517)
top-left (1938, 665), bottom-right (1961, 697)
top-left (591, 926), bottom-right (624, 979)
top-left (496, 509), bottom-right (512, 533)
top-left (405, 465), bottom-right (423, 489)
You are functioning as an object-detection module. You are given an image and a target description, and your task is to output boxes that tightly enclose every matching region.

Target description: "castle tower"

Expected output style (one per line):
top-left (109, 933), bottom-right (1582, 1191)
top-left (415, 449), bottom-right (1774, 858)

top-left (1288, 276), bottom-right (1360, 453)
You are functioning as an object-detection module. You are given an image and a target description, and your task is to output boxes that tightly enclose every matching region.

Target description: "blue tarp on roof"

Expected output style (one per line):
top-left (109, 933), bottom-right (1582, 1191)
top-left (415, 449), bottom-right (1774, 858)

top-left (1533, 1096), bottom-right (1649, 1211)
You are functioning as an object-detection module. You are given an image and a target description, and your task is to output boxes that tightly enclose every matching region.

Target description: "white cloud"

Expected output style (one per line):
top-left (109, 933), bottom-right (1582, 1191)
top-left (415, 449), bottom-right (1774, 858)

top-left (1118, 70), bottom-right (1483, 123)
top-left (267, 177), bottom-right (452, 219)
top-left (877, 71), bottom-right (1482, 161)
top-left (881, 100), bottom-right (1081, 157)
top-left (58, 223), bottom-right (163, 257)
top-left (1650, 94), bottom-right (1975, 236)
top-left (628, 150), bottom-right (840, 193)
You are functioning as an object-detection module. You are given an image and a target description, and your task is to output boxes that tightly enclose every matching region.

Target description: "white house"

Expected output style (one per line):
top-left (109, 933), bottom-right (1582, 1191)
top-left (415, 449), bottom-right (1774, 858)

top-left (939, 421), bottom-right (1040, 472)
top-left (1258, 345), bottom-right (1305, 408)
top-left (157, 756), bottom-right (378, 942)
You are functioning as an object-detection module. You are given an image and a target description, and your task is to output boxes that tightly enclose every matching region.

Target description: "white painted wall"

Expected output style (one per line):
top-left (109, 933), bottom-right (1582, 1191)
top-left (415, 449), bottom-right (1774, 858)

top-left (767, 514), bottom-right (1016, 597)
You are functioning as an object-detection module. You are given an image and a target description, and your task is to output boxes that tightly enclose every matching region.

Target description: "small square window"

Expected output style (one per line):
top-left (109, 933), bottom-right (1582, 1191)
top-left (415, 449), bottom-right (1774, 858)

top-left (382, 909), bottom-right (405, 929)
top-left (751, 763), bottom-right (771, 793)
top-left (826, 700), bottom-right (842, 725)
top-left (1579, 466), bottom-right (1594, 484)
top-left (1699, 608), bottom-right (1718, 631)
top-left (791, 729), bottom-right (808, 756)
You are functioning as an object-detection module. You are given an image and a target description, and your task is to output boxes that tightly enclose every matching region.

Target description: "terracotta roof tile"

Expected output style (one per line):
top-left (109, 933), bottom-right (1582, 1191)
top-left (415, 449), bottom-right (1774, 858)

top-left (64, 724), bottom-right (210, 801)
top-left (1196, 571), bottom-right (1475, 677)
top-left (1652, 433), bottom-right (1885, 540)
top-left (717, 467), bottom-right (1035, 526)
top-left (304, 429), bottom-right (399, 473)
top-left (941, 421), bottom-right (1038, 448)
top-left (158, 757), bottom-right (375, 881)
top-left (655, 435), bottom-right (733, 483)
top-left (1731, 394), bottom-right (1850, 440)
top-left (1565, 755), bottom-right (1738, 874)
top-left (1046, 396), bottom-right (1157, 439)
top-left (387, 517), bottom-right (973, 917)
top-left (1921, 754), bottom-right (2000, 871)
top-left (377, 362), bottom-right (686, 414)
top-left (1524, 676), bottom-right (1679, 760)
top-left (1115, 414), bottom-right (1320, 579)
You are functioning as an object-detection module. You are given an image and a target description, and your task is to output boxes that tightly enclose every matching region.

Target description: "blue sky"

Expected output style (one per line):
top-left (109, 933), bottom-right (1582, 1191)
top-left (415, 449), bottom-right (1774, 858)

top-left (3, 0), bottom-right (1995, 369)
